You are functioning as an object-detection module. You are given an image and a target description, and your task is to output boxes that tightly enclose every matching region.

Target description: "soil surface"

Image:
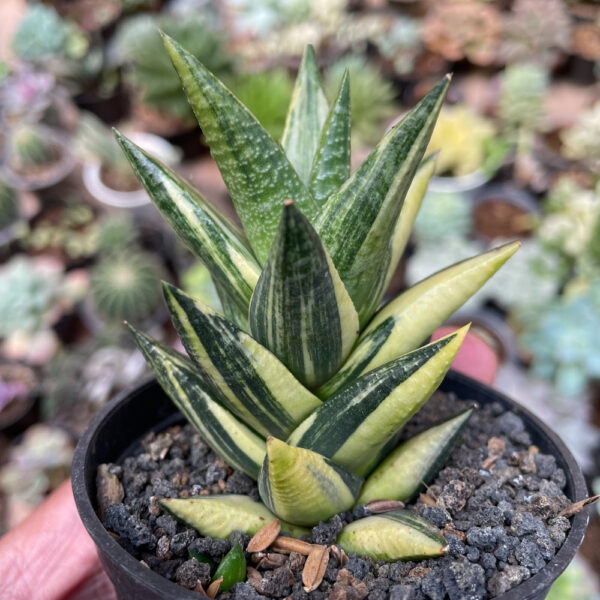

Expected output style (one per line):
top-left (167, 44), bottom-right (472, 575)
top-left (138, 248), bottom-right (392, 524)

top-left (99, 390), bottom-right (574, 599)
top-left (473, 200), bottom-right (533, 241)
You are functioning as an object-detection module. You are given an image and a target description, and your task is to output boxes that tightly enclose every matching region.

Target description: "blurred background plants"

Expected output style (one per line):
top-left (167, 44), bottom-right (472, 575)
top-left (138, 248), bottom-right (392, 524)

top-left (0, 0), bottom-right (599, 593)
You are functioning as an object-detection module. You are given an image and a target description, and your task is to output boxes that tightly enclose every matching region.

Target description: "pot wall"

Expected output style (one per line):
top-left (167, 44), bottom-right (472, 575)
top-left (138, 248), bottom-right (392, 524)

top-left (72, 372), bottom-right (590, 600)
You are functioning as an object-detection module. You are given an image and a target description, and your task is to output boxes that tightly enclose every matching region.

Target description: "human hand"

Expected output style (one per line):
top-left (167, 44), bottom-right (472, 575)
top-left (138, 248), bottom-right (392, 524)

top-left (0, 329), bottom-right (498, 600)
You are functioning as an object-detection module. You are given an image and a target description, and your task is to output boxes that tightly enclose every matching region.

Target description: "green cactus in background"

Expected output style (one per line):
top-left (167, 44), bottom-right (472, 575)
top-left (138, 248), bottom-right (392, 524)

top-left (94, 215), bottom-right (139, 256)
top-left (324, 55), bottom-right (396, 148)
top-left (108, 40), bottom-right (520, 562)
top-left (0, 181), bottom-right (17, 230)
top-left (9, 124), bottom-right (58, 171)
top-left (111, 14), bottom-right (235, 124)
top-left (90, 252), bottom-right (164, 322)
top-left (499, 63), bottom-right (549, 134)
top-left (230, 69), bottom-right (294, 140)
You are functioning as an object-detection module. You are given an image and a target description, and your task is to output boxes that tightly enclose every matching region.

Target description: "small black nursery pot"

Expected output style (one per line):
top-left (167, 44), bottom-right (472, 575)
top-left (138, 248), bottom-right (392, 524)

top-left (72, 372), bottom-right (590, 600)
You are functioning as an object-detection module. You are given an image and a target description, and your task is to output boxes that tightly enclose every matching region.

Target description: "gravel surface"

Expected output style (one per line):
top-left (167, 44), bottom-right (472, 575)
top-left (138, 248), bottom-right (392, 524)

top-left (99, 390), bottom-right (573, 599)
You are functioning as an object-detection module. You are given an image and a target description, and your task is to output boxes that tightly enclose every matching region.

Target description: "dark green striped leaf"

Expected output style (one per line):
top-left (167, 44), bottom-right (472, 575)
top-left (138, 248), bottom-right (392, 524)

top-left (163, 283), bottom-right (322, 439)
top-left (159, 495), bottom-right (308, 539)
top-left (357, 407), bottom-right (475, 504)
top-left (258, 437), bottom-right (363, 526)
top-left (288, 326), bottom-right (468, 476)
top-left (337, 510), bottom-right (448, 561)
top-left (318, 242), bottom-right (519, 398)
top-left (316, 77), bottom-right (450, 326)
top-left (249, 202), bottom-right (359, 389)
top-left (162, 34), bottom-right (318, 264)
top-left (281, 45), bottom-right (329, 184)
top-left (127, 324), bottom-right (265, 479)
top-left (360, 155), bottom-right (437, 320)
top-left (115, 131), bottom-right (260, 317)
top-left (308, 69), bottom-right (351, 207)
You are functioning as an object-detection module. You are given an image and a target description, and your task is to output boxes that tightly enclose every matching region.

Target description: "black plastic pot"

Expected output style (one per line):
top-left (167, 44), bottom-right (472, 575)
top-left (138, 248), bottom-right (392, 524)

top-left (72, 371), bottom-right (590, 600)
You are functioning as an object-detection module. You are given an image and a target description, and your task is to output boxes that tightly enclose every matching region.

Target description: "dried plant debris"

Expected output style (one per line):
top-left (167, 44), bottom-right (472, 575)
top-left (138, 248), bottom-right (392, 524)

top-left (100, 391), bottom-right (576, 599)
top-left (558, 495), bottom-right (600, 518)
top-left (302, 545), bottom-right (329, 592)
top-left (247, 519), bottom-right (281, 553)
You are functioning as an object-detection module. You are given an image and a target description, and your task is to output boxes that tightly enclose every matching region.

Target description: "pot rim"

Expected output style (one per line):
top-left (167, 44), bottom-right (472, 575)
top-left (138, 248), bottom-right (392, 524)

top-left (72, 372), bottom-right (590, 600)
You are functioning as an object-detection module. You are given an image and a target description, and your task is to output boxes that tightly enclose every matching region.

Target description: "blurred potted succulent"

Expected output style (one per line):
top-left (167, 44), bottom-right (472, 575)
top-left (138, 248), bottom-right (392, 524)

top-left (500, 0), bottom-right (571, 68)
top-left (426, 105), bottom-right (507, 193)
top-left (11, 3), bottom-right (103, 96)
top-left (21, 201), bottom-right (98, 265)
top-left (422, 2), bottom-right (501, 67)
top-left (77, 111), bottom-right (180, 208)
top-left (0, 122), bottom-right (73, 191)
top-left (498, 62), bottom-right (549, 191)
top-left (0, 255), bottom-right (88, 366)
top-left (517, 278), bottom-right (600, 398)
top-left (560, 102), bottom-right (600, 178)
top-left (72, 42), bottom-right (590, 600)
top-left (110, 13), bottom-right (235, 136)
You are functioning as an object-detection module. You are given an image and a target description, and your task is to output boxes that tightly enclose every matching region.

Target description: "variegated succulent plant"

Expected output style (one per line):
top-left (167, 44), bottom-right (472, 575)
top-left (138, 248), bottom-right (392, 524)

top-left (118, 40), bottom-right (519, 562)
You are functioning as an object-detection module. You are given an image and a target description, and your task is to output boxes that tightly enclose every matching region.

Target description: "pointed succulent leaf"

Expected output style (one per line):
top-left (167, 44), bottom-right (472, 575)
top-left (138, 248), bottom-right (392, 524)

top-left (316, 77), bottom-right (450, 325)
top-left (281, 45), bottom-right (330, 184)
top-left (357, 407), bottom-right (475, 505)
top-left (163, 283), bottom-right (322, 439)
top-left (158, 495), bottom-right (308, 539)
top-left (318, 242), bottom-right (519, 398)
top-left (258, 437), bottom-right (363, 527)
top-left (288, 326), bottom-right (468, 476)
top-left (162, 34), bottom-right (317, 263)
top-left (212, 542), bottom-right (246, 592)
top-left (115, 131), bottom-right (260, 316)
top-left (356, 155), bottom-right (437, 322)
top-left (249, 202), bottom-right (359, 389)
top-left (309, 70), bottom-right (351, 207)
top-left (128, 324), bottom-right (265, 479)
top-left (337, 510), bottom-right (448, 561)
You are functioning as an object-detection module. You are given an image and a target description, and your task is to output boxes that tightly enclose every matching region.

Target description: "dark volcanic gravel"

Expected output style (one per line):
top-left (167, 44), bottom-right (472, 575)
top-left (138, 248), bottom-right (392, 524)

top-left (99, 391), bottom-right (573, 599)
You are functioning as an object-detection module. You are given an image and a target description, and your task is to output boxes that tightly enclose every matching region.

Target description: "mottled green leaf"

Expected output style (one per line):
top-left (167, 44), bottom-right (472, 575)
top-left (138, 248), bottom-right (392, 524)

top-left (357, 407), bottom-right (474, 504)
top-left (115, 131), bottom-right (260, 317)
top-left (258, 437), bottom-right (362, 526)
top-left (337, 510), bottom-right (448, 561)
top-left (309, 70), bottom-right (351, 207)
top-left (163, 283), bottom-right (321, 439)
top-left (128, 324), bottom-right (265, 479)
top-left (360, 155), bottom-right (436, 320)
top-left (159, 495), bottom-right (308, 539)
top-left (162, 34), bottom-right (318, 263)
top-left (318, 242), bottom-right (519, 398)
top-left (316, 77), bottom-right (450, 326)
top-left (249, 202), bottom-right (359, 389)
top-left (281, 45), bottom-right (329, 184)
top-left (289, 326), bottom-right (468, 476)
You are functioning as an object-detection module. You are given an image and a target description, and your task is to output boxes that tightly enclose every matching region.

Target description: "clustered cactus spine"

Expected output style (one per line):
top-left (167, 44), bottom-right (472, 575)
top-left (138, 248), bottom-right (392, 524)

top-left (117, 41), bottom-right (518, 561)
